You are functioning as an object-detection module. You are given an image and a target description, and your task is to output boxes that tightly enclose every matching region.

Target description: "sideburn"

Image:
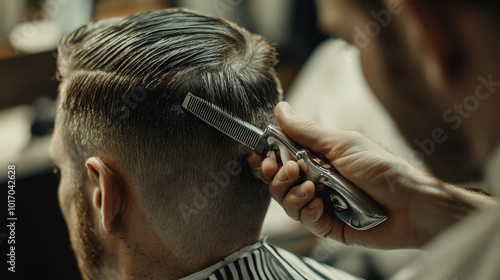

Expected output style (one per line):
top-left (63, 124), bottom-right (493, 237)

top-left (72, 182), bottom-right (105, 279)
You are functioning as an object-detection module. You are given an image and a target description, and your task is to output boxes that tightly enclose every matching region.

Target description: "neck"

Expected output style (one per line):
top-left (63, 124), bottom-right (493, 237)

top-left (103, 225), bottom-right (261, 279)
top-left (100, 194), bottom-right (263, 279)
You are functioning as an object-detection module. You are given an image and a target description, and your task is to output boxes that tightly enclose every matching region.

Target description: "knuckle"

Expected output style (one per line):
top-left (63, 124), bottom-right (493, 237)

top-left (343, 130), bottom-right (364, 143)
top-left (283, 204), bottom-right (299, 221)
top-left (269, 187), bottom-right (284, 203)
top-left (302, 120), bottom-right (318, 131)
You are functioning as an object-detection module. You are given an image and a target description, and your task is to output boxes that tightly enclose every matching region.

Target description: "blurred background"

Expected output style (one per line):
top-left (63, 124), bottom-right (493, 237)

top-left (0, 0), bottom-right (421, 279)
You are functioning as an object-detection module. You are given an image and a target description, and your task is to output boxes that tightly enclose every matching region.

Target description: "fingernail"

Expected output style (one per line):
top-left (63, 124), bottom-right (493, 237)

top-left (247, 152), bottom-right (257, 164)
top-left (280, 103), bottom-right (294, 118)
top-left (277, 162), bottom-right (289, 182)
top-left (299, 185), bottom-right (307, 197)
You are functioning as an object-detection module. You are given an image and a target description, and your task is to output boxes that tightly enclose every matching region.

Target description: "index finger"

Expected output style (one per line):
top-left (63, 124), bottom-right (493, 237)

top-left (275, 102), bottom-right (338, 155)
top-left (275, 102), bottom-right (366, 160)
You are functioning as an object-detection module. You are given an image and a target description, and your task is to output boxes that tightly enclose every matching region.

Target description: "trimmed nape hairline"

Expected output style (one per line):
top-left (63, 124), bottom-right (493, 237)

top-left (56, 8), bottom-right (281, 263)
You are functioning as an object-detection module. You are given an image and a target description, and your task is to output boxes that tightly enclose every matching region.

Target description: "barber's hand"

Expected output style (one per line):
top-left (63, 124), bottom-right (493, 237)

top-left (250, 102), bottom-right (494, 249)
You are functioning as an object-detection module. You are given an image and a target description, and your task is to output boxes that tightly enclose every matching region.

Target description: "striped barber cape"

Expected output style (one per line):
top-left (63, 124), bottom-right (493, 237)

top-left (181, 239), bottom-right (362, 280)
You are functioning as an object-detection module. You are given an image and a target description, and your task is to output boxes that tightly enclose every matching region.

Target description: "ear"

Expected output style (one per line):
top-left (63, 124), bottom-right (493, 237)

top-left (399, 0), bottom-right (466, 91)
top-left (85, 157), bottom-right (125, 233)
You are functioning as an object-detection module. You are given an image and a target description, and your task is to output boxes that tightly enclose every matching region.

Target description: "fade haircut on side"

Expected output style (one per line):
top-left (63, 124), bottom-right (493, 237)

top-left (57, 8), bottom-right (281, 262)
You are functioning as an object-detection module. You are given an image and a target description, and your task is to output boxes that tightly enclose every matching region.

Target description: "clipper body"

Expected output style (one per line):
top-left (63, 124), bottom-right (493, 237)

top-left (257, 125), bottom-right (387, 230)
top-left (182, 93), bottom-right (387, 230)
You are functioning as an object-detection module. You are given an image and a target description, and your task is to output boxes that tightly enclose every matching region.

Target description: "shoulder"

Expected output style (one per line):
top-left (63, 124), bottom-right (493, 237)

top-left (263, 242), bottom-right (363, 280)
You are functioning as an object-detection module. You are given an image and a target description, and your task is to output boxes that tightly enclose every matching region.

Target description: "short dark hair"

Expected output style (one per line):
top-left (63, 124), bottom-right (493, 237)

top-left (57, 8), bottom-right (281, 261)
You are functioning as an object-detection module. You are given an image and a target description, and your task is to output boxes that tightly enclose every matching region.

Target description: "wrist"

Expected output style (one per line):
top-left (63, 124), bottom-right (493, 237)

top-left (406, 173), bottom-right (492, 247)
top-left (420, 181), bottom-right (497, 242)
top-left (446, 183), bottom-right (498, 212)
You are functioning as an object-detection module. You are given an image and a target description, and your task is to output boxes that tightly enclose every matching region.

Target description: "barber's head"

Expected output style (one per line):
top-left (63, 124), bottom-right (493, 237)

top-left (51, 9), bottom-right (280, 279)
top-left (315, 0), bottom-right (500, 183)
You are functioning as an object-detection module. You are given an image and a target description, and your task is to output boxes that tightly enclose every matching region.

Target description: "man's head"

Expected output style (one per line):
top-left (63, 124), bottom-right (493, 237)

top-left (51, 9), bottom-right (280, 279)
top-left (315, 0), bottom-right (500, 183)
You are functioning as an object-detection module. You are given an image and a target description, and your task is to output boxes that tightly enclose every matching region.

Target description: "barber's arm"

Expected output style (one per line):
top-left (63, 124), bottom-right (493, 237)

top-left (253, 102), bottom-right (497, 249)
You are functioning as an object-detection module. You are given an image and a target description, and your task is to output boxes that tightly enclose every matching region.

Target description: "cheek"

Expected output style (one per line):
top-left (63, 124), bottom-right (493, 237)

top-left (58, 177), bottom-right (74, 223)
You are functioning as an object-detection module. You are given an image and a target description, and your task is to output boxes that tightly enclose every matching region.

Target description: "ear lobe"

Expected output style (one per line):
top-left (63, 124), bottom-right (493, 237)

top-left (401, 1), bottom-right (466, 90)
top-left (85, 157), bottom-right (125, 233)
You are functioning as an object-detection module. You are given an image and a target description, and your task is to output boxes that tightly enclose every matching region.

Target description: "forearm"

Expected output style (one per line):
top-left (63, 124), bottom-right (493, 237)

top-left (447, 183), bottom-right (498, 213)
top-left (414, 179), bottom-right (498, 247)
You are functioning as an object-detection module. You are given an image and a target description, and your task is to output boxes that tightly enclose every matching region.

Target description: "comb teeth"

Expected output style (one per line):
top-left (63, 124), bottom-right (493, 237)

top-left (182, 93), bottom-right (264, 149)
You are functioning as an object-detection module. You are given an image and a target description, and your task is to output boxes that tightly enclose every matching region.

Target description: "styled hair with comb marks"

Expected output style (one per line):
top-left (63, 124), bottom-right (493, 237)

top-left (56, 8), bottom-right (281, 262)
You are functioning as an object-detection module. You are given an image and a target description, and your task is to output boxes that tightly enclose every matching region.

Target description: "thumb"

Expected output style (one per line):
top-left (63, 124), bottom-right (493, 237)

top-left (275, 102), bottom-right (336, 156)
